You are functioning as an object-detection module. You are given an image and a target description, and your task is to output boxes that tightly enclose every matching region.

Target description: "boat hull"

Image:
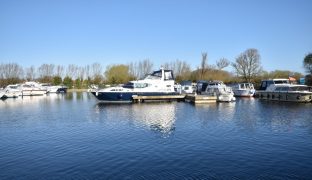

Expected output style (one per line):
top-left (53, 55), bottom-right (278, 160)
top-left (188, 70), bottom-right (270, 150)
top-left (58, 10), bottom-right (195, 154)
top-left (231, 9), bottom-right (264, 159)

top-left (21, 90), bottom-right (46, 96)
top-left (233, 89), bottom-right (255, 97)
top-left (91, 91), bottom-right (179, 102)
top-left (217, 94), bottom-right (236, 102)
top-left (256, 91), bottom-right (312, 102)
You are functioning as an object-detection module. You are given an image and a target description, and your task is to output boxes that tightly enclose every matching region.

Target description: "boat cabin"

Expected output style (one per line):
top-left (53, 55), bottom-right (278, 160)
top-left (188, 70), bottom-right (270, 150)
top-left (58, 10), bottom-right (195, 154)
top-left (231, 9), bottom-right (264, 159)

top-left (144, 69), bottom-right (174, 81)
top-left (259, 79), bottom-right (289, 91)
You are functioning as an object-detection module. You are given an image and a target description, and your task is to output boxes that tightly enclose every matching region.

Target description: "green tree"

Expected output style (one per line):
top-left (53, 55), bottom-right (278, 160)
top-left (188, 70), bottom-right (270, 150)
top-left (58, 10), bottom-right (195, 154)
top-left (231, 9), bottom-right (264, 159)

top-left (63, 76), bottom-right (73, 88)
top-left (52, 76), bottom-right (62, 85)
top-left (75, 78), bottom-right (82, 89)
top-left (105, 64), bottom-right (131, 84)
top-left (303, 53), bottom-right (312, 74)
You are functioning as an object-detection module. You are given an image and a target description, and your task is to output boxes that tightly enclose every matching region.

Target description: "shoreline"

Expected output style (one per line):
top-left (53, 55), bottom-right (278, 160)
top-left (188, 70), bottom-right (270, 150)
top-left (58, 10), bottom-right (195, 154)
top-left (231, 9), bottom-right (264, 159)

top-left (67, 89), bottom-right (88, 92)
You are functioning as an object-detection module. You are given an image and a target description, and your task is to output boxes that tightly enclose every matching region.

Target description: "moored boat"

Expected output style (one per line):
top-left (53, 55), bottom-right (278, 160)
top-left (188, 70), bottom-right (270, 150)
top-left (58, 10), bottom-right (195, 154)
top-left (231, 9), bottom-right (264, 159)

top-left (41, 83), bottom-right (67, 93)
top-left (201, 81), bottom-right (236, 102)
top-left (256, 79), bottom-right (312, 102)
top-left (231, 83), bottom-right (255, 97)
top-left (91, 68), bottom-right (179, 102)
top-left (20, 82), bottom-right (47, 96)
top-left (2, 84), bottom-right (22, 98)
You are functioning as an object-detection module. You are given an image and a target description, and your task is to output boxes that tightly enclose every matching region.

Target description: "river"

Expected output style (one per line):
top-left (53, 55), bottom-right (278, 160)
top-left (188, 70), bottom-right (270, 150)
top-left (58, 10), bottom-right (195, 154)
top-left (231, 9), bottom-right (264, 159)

top-left (1, 92), bottom-right (312, 179)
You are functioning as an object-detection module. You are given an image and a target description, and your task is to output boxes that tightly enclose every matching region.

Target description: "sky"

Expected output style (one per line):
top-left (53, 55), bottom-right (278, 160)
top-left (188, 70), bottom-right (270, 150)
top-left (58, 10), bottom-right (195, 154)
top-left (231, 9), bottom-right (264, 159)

top-left (1, 0), bottom-right (312, 74)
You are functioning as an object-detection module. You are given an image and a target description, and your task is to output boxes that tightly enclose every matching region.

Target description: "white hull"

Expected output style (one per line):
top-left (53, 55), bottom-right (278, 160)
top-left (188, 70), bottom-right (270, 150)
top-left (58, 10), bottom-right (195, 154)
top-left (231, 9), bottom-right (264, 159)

top-left (4, 91), bottom-right (21, 98)
top-left (217, 94), bottom-right (236, 102)
top-left (233, 89), bottom-right (255, 97)
top-left (21, 90), bottom-right (46, 96)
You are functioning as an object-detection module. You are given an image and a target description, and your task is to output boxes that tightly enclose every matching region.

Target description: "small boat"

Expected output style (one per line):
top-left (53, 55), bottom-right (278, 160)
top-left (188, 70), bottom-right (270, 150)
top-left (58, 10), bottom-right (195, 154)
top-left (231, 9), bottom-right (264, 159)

top-left (19, 82), bottom-right (47, 96)
top-left (180, 81), bottom-right (195, 94)
top-left (2, 84), bottom-right (22, 98)
top-left (256, 79), bottom-right (312, 102)
top-left (201, 81), bottom-right (236, 102)
top-left (41, 83), bottom-right (67, 93)
top-left (91, 68), bottom-right (178, 102)
top-left (231, 83), bottom-right (255, 97)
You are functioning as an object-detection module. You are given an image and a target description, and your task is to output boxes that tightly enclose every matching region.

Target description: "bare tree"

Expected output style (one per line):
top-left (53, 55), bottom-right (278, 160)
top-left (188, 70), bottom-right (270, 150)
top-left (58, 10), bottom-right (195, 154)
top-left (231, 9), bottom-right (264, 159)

top-left (66, 64), bottom-right (79, 79)
top-left (56, 65), bottom-right (64, 78)
top-left (232, 48), bottom-right (262, 82)
top-left (138, 59), bottom-right (153, 79)
top-left (91, 63), bottom-right (102, 78)
top-left (216, 58), bottom-right (230, 70)
top-left (128, 59), bottom-right (153, 79)
top-left (201, 53), bottom-right (208, 79)
top-left (85, 65), bottom-right (91, 80)
top-left (38, 64), bottom-right (55, 78)
top-left (3, 63), bottom-right (24, 79)
top-left (128, 62), bottom-right (138, 79)
top-left (78, 67), bottom-right (85, 80)
top-left (25, 66), bottom-right (36, 81)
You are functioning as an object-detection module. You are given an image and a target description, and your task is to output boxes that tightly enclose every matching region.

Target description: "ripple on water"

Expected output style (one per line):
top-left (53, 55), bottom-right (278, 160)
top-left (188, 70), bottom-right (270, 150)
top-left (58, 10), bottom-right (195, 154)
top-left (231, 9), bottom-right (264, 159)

top-left (1, 94), bottom-right (312, 179)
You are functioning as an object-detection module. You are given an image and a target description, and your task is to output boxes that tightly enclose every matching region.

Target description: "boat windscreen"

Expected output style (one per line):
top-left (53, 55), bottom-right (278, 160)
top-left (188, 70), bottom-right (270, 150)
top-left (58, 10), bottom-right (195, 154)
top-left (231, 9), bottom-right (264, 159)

top-left (274, 80), bottom-right (289, 84)
top-left (122, 82), bottom-right (134, 89)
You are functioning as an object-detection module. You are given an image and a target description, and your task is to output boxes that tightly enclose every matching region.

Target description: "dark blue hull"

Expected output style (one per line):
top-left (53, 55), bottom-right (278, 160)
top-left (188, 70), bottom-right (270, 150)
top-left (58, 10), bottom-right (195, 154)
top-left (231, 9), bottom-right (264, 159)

top-left (91, 91), bottom-right (179, 102)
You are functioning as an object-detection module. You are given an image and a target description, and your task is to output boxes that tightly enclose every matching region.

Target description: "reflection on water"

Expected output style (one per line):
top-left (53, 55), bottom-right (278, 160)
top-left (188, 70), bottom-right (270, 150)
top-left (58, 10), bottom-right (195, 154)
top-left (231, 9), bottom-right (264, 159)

top-left (1, 93), bottom-right (312, 179)
top-left (95, 102), bottom-right (176, 137)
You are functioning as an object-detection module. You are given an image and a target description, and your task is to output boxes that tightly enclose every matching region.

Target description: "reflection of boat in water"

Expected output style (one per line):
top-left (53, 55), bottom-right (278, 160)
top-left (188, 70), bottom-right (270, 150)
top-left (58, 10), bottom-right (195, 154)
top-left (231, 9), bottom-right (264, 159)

top-left (256, 79), bottom-right (312, 102)
top-left (231, 83), bottom-right (255, 97)
top-left (95, 102), bottom-right (176, 135)
top-left (132, 103), bottom-right (176, 135)
top-left (91, 68), bottom-right (178, 102)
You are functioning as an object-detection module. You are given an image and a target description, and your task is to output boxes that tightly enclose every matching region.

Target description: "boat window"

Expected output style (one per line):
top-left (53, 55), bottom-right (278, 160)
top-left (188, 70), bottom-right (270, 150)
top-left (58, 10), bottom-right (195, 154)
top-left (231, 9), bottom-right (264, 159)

top-left (123, 83), bottom-right (134, 89)
top-left (164, 71), bottom-right (173, 80)
top-left (151, 71), bottom-right (161, 78)
top-left (290, 86), bottom-right (308, 91)
top-left (134, 83), bottom-right (148, 88)
top-left (274, 80), bottom-right (289, 84)
top-left (259, 81), bottom-right (267, 90)
top-left (281, 87), bottom-right (289, 91)
top-left (245, 84), bottom-right (250, 89)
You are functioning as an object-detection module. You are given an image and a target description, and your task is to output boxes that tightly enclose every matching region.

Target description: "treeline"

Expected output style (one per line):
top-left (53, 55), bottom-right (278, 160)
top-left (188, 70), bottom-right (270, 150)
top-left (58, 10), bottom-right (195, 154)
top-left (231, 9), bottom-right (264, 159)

top-left (0, 48), bottom-right (308, 88)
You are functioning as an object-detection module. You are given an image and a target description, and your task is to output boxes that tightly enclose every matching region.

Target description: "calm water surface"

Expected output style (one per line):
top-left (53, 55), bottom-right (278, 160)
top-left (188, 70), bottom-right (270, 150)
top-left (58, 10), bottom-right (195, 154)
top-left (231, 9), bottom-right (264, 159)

top-left (1, 92), bottom-right (312, 179)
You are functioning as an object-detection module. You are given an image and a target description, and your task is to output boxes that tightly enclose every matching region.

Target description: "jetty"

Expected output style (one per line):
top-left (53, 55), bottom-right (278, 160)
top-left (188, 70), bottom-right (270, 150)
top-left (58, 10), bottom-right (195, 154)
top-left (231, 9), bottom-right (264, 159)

top-left (132, 94), bottom-right (217, 103)
top-left (185, 94), bottom-right (217, 103)
top-left (132, 94), bottom-right (186, 102)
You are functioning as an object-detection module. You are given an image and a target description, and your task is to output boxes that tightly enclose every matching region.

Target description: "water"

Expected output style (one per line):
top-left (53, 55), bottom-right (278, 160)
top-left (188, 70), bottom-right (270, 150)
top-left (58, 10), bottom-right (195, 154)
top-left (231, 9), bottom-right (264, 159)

top-left (1, 93), bottom-right (312, 179)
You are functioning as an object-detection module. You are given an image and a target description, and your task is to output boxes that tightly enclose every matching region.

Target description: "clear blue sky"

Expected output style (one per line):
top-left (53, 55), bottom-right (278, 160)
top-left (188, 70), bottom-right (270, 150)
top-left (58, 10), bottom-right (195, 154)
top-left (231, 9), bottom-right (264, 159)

top-left (1, 0), bottom-right (312, 73)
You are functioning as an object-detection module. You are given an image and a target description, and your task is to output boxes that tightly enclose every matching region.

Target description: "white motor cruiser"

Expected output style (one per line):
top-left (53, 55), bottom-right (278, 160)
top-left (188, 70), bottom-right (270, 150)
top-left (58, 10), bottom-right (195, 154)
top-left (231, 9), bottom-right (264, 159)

top-left (19, 82), bottom-right (47, 96)
top-left (201, 81), bottom-right (236, 102)
top-left (231, 83), bottom-right (255, 97)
